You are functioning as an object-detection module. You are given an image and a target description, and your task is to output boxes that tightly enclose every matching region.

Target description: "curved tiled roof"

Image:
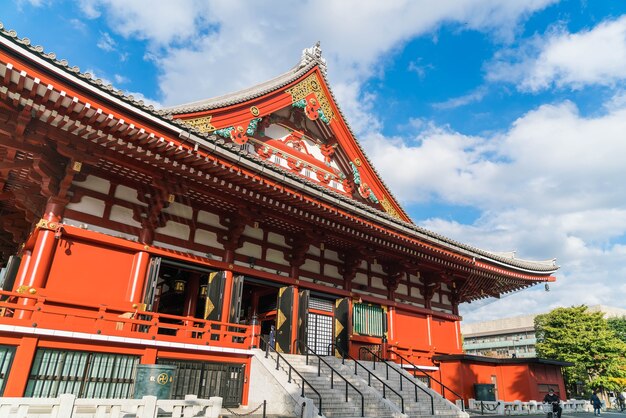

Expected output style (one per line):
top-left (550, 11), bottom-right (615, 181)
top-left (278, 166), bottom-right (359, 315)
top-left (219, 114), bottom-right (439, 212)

top-left (161, 42), bottom-right (414, 222)
top-left (0, 23), bottom-right (558, 275)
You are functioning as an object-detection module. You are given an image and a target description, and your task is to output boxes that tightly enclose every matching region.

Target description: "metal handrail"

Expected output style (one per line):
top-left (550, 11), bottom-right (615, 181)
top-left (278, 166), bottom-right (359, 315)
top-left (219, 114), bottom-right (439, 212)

top-left (259, 335), bottom-right (322, 416)
top-left (294, 340), bottom-right (364, 417)
top-left (388, 348), bottom-right (465, 410)
top-left (327, 343), bottom-right (405, 414)
top-left (359, 346), bottom-right (434, 415)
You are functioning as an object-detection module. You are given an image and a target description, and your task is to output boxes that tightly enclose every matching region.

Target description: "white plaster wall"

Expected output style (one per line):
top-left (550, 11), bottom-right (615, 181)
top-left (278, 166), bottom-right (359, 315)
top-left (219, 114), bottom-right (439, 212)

top-left (267, 232), bottom-right (286, 246)
top-left (243, 225), bottom-right (263, 240)
top-left (109, 205), bottom-right (141, 228)
top-left (197, 210), bottom-right (221, 227)
top-left (324, 250), bottom-right (340, 263)
top-left (324, 264), bottom-right (341, 280)
top-left (156, 221), bottom-right (190, 240)
top-left (237, 242), bottom-right (263, 259)
top-left (353, 272), bottom-right (367, 286)
top-left (300, 258), bottom-right (319, 274)
top-left (163, 202), bottom-right (193, 219)
top-left (371, 276), bottom-right (386, 290)
top-left (266, 248), bottom-right (288, 266)
top-left (114, 184), bottom-right (143, 205)
top-left (411, 287), bottom-right (422, 298)
top-left (441, 294), bottom-right (450, 305)
top-left (307, 246), bottom-right (321, 258)
top-left (194, 228), bottom-right (219, 248)
top-left (73, 175), bottom-right (110, 194)
top-left (66, 196), bottom-right (106, 218)
top-left (396, 284), bottom-right (408, 296)
top-left (370, 262), bottom-right (384, 275)
top-left (408, 274), bottom-right (421, 285)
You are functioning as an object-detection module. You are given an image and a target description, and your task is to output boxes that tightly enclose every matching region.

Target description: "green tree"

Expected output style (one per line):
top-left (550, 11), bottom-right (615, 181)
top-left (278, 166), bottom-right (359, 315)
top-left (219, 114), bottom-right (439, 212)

top-left (535, 306), bottom-right (626, 396)
top-left (607, 316), bottom-right (626, 343)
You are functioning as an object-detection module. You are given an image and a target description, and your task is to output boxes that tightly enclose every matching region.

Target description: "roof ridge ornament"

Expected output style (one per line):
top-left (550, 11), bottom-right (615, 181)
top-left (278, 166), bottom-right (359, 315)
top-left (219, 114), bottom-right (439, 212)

top-left (299, 41), bottom-right (327, 75)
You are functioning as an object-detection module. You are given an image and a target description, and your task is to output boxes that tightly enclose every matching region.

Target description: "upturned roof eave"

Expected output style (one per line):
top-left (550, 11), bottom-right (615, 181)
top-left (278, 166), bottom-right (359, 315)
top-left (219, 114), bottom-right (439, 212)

top-left (0, 25), bottom-right (558, 277)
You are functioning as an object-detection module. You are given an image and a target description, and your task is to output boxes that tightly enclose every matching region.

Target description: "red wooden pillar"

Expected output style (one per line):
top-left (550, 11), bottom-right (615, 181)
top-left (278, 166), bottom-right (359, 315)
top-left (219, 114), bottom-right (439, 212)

top-left (241, 356), bottom-right (252, 405)
top-left (386, 306), bottom-right (396, 360)
top-left (141, 347), bottom-right (158, 364)
top-left (3, 336), bottom-right (38, 396)
top-left (126, 250), bottom-right (150, 305)
top-left (183, 273), bottom-right (200, 317)
top-left (221, 250), bottom-right (235, 324)
top-left (290, 286), bottom-right (299, 354)
top-left (19, 198), bottom-right (65, 289)
top-left (12, 250), bottom-right (32, 290)
top-left (14, 197), bottom-right (66, 319)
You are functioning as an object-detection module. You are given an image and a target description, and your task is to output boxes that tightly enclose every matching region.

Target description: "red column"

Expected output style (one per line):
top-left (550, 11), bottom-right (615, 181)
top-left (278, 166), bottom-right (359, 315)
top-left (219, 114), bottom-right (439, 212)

top-left (3, 336), bottom-right (38, 396)
top-left (12, 250), bottom-right (32, 290)
top-left (241, 356), bottom-right (252, 405)
top-left (220, 271), bottom-right (234, 322)
top-left (21, 198), bottom-right (66, 288)
top-left (15, 198), bottom-right (66, 319)
top-left (386, 306), bottom-right (396, 360)
top-left (141, 347), bottom-right (157, 364)
top-left (290, 286), bottom-right (299, 354)
top-left (183, 273), bottom-right (200, 317)
top-left (220, 258), bottom-right (234, 324)
top-left (126, 251), bottom-right (150, 305)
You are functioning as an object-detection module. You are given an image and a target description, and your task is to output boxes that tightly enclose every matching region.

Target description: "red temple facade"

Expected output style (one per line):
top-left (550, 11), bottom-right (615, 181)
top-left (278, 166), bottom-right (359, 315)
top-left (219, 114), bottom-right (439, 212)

top-left (0, 26), bottom-right (558, 406)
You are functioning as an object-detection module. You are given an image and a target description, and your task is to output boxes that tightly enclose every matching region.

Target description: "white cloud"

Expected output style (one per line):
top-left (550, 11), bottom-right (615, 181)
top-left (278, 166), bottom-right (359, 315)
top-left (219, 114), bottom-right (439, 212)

top-left (85, 68), bottom-right (161, 108)
top-left (80, 0), bottom-right (557, 106)
top-left (488, 15), bottom-right (626, 91)
top-left (407, 59), bottom-right (434, 79)
top-left (113, 74), bottom-right (129, 84)
top-left (361, 97), bottom-right (626, 320)
top-left (432, 86), bottom-right (488, 109)
top-left (97, 32), bottom-right (116, 52)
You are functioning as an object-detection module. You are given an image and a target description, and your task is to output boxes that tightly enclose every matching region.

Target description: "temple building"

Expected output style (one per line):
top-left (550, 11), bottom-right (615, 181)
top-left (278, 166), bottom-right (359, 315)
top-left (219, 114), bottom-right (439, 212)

top-left (0, 24), bottom-right (558, 409)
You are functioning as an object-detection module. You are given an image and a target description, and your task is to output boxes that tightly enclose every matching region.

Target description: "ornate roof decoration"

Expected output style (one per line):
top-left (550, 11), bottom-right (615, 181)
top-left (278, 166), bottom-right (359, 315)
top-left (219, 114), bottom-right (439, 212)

top-left (286, 73), bottom-right (335, 123)
top-left (298, 41), bottom-right (327, 75)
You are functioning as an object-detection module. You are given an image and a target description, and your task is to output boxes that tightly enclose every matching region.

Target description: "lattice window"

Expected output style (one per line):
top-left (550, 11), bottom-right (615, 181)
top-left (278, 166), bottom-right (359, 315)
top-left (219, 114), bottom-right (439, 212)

top-left (353, 303), bottom-right (384, 337)
top-left (309, 297), bottom-right (333, 312)
top-left (25, 349), bottom-right (138, 398)
top-left (0, 345), bottom-right (14, 396)
top-left (307, 312), bottom-right (334, 355)
top-left (158, 359), bottom-right (244, 407)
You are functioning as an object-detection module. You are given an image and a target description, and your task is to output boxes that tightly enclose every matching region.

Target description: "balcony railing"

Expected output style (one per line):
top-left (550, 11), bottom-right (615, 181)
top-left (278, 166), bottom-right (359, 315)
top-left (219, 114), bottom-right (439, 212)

top-left (0, 290), bottom-right (251, 351)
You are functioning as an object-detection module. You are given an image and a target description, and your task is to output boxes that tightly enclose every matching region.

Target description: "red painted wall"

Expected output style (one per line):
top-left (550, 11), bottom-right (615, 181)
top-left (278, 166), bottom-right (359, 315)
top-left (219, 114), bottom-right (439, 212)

top-left (430, 317), bottom-right (462, 354)
top-left (394, 310), bottom-right (429, 351)
top-left (44, 237), bottom-right (135, 306)
top-left (438, 359), bottom-right (567, 402)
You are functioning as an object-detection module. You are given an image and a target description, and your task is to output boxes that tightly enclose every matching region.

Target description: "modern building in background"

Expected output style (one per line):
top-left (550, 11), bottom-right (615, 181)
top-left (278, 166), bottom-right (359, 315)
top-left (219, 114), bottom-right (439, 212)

top-left (462, 305), bottom-right (626, 358)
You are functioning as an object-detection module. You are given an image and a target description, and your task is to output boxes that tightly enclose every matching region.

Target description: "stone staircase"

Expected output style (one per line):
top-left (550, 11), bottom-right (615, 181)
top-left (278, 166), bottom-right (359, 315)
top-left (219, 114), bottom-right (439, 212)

top-left (277, 353), bottom-right (399, 418)
top-left (255, 349), bottom-right (468, 418)
top-left (326, 357), bottom-right (466, 418)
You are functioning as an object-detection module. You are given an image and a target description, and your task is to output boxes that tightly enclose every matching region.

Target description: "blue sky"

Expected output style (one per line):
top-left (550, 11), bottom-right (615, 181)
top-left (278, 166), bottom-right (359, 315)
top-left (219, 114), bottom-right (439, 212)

top-left (4, 0), bottom-right (626, 322)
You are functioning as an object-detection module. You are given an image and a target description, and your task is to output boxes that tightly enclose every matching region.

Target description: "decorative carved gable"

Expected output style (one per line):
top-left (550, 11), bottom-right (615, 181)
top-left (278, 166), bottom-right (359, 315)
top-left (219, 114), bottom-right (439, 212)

top-left (175, 68), bottom-right (410, 223)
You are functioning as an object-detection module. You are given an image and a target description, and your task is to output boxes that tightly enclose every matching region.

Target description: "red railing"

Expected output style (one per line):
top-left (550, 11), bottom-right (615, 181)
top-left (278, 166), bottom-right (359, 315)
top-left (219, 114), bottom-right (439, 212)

top-left (0, 290), bottom-right (251, 350)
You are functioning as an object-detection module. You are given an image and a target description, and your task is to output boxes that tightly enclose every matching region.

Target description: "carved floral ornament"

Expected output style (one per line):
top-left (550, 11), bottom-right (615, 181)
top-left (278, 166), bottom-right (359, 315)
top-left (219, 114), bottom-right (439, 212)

top-left (286, 74), bottom-right (335, 123)
top-left (182, 115), bottom-right (216, 133)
